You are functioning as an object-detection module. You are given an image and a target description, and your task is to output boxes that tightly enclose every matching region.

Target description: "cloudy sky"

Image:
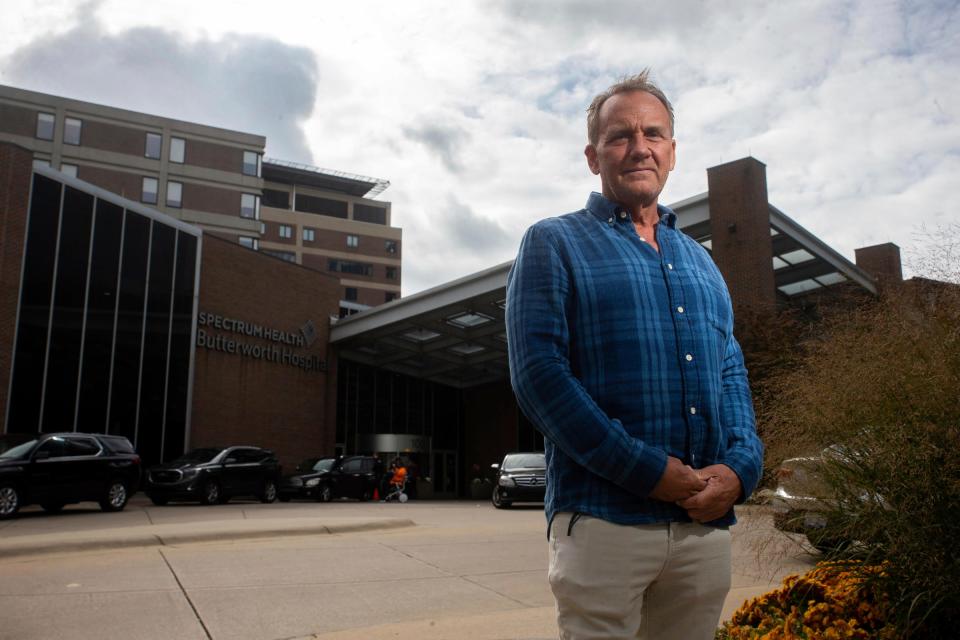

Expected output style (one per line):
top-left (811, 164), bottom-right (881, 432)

top-left (1, 0), bottom-right (957, 293)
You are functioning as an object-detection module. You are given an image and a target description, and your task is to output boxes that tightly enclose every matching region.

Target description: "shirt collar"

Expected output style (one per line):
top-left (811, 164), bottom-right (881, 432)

top-left (585, 192), bottom-right (677, 229)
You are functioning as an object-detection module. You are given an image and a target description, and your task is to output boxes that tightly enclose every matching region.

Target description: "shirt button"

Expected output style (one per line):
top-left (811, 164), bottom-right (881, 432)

top-left (619, 211), bottom-right (627, 219)
top-left (676, 306), bottom-right (684, 313)
top-left (667, 263), bottom-right (674, 270)
top-left (689, 406), bottom-right (697, 415)
top-left (607, 217), bottom-right (614, 223)
top-left (685, 354), bottom-right (693, 362)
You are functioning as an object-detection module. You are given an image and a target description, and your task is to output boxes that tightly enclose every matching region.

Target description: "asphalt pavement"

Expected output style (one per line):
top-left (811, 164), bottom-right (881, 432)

top-left (0, 497), bottom-right (816, 640)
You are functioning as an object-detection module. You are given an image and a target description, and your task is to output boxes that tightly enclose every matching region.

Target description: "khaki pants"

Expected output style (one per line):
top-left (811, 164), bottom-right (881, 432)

top-left (548, 513), bottom-right (731, 640)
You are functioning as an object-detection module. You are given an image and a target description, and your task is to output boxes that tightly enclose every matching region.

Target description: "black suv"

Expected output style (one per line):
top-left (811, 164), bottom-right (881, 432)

top-left (144, 446), bottom-right (280, 505)
top-left (0, 432), bottom-right (141, 519)
top-left (279, 455), bottom-right (381, 502)
top-left (491, 452), bottom-right (546, 509)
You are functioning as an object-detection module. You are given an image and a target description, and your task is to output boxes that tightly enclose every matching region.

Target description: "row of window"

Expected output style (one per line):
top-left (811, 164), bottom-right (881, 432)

top-left (261, 188), bottom-right (389, 226)
top-left (234, 241), bottom-right (398, 282)
top-left (344, 287), bottom-right (400, 304)
top-left (269, 223), bottom-right (397, 254)
top-left (35, 112), bottom-right (261, 176)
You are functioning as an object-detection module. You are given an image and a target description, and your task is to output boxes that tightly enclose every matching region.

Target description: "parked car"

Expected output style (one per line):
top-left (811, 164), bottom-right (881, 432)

top-left (491, 452), bottom-right (546, 509)
top-left (769, 445), bottom-right (881, 553)
top-left (0, 432), bottom-right (141, 519)
top-left (144, 446), bottom-right (280, 505)
top-left (279, 455), bottom-right (381, 502)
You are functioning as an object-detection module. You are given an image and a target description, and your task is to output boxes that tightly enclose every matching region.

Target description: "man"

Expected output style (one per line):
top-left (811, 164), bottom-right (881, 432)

top-left (505, 70), bottom-right (764, 639)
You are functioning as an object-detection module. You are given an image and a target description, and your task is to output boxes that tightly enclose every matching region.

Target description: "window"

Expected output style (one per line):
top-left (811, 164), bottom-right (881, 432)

top-left (260, 221), bottom-right (266, 234)
top-left (32, 159), bottom-right (51, 169)
top-left (36, 113), bottom-right (55, 140)
top-left (142, 177), bottom-right (158, 204)
top-left (346, 235), bottom-right (359, 248)
top-left (145, 132), bottom-right (162, 159)
top-left (64, 117), bottom-right (82, 145)
top-left (303, 228), bottom-right (315, 242)
top-left (279, 224), bottom-right (293, 239)
top-left (242, 150), bottom-right (261, 177)
top-left (166, 181), bottom-right (182, 208)
top-left (342, 458), bottom-right (363, 473)
top-left (60, 163), bottom-right (78, 178)
top-left (239, 236), bottom-right (259, 250)
top-left (386, 266), bottom-right (397, 280)
top-left (295, 194), bottom-right (347, 218)
top-left (354, 204), bottom-right (386, 225)
top-left (64, 436), bottom-right (101, 457)
top-left (385, 292), bottom-right (399, 303)
top-left (345, 287), bottom-right (358, 302)
top-left (263, 249), bottom-right (296, 263)
top-left (240, 193), bottom-right (260, 219)
top-left (262, 188), bottom-right (290, 209)
top-left (385, 240), bottom-right (398, 254)
top-left (328, 260), bottom-right (373, 276)
top-left (169, 137), bottom-right (185, 163)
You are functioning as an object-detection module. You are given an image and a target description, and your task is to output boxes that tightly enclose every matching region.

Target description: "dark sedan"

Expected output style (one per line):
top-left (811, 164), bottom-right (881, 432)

top-left (491, 452), bottom-right (546, 509)
top-left (144, 446), bottom-right (280, 505)
top-left (0, 432), bottom-right (141, 518)
top-left (279, 455), bottom-right (381, 502)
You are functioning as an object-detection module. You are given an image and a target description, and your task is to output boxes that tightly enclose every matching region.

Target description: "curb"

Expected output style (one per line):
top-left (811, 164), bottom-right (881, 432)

top-left (0, 517), bottom-right (416, 559)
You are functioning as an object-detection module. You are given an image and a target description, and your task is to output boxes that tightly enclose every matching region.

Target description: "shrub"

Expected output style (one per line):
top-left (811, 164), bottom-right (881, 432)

top-left (760, 272), bottom-right (960, 637)
top-left (716, 561), bottom-right (896, 639)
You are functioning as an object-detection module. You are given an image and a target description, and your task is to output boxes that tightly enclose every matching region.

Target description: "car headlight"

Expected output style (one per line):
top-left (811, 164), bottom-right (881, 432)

top-left (499, 476), bottom-right (516, 488)
top-left (305, 478), bottom-right (320, 487)
top-left (180, 468), bottom-right (199, 479)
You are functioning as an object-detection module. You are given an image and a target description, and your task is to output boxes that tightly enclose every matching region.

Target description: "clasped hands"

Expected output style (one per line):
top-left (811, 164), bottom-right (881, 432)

top-left (648, 456), bottom-right (740, 523)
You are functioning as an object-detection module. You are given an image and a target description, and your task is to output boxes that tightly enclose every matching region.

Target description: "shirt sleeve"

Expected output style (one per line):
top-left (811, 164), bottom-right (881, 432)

top-left (718, 334), bottom-right (764, 502)
top-left (506, 222), bottom-right (668, 497)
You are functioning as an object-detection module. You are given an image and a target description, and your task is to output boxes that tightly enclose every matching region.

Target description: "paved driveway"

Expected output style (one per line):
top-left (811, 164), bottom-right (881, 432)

top-left (0, 499), bottom-right (815, 639)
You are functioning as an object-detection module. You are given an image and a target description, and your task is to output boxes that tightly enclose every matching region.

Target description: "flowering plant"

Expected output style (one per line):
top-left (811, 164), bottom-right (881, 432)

top-left (716, 561), bottom-right (897, 639)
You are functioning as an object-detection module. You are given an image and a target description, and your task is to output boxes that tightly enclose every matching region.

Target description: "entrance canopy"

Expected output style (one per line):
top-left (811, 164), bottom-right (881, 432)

top-left (331, 197), bottom-right (879, 388)
top-left (330, 262), bottom-right (510, 388)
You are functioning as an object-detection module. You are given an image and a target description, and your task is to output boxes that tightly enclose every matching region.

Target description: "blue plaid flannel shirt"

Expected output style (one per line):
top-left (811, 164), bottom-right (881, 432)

top-left (506, 192), bottom-right (763, 528)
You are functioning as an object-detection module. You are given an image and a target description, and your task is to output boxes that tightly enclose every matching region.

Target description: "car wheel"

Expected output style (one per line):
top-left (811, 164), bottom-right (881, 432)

top-left (41, 502), bottom-right (65, 513)
top-left (149, 495), bottom-right (169, 506)
top-left (492, 488), bottom-right (512, 509)
top-left (278, 494), bottom-right (292, 503)
top-left (260, 479), bottom-right (278, 503)
top-left (200, 480), bottom-right (221, 505)
top-left (0, 485), bottom-right (20, 519)
top-left (317, 484), bottom-right (333, 502)
top-left (100, 479), bottom-right (129, 512)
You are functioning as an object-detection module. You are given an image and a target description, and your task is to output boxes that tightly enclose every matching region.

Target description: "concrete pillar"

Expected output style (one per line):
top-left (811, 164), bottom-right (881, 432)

top-left (706, 157), bottom-right (777, 310)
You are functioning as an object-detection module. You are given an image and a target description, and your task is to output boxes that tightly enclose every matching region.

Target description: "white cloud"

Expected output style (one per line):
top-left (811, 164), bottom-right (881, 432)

top-left (0, 0), bottom-right (957, 291)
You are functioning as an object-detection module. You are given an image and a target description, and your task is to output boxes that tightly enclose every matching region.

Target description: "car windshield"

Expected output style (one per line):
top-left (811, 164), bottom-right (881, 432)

top-left (503, 453), bottom-right (545, 470)
top-left (171, 448), bottom-right (223, 464)
top-left (303, 458), bottom-right (335, 472)
top-left (0, 439), bottom-right (38, 459)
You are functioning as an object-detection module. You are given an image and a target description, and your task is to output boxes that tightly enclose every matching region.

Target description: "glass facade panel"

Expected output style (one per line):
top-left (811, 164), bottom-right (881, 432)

top-left (108, 212), bottom-right (150, 443)
top-left (262, 188), bottom-right (289, 209)
top-left (42, 187), bottom-right (94, 432)
top-left (7, 173), bottom-right (199, 464)
top-left (163, 232), bottom-right (198, 462)
top-left (137, 223), bottom-right (176, 464)
top-left (7, 175), bottom-right (63, 433)
top-left (76, 199), bottom-right (124, 432)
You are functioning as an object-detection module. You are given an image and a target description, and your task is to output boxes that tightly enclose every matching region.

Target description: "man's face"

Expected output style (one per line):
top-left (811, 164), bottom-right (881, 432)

top-left (585, 90), bottom-right (676, 209)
